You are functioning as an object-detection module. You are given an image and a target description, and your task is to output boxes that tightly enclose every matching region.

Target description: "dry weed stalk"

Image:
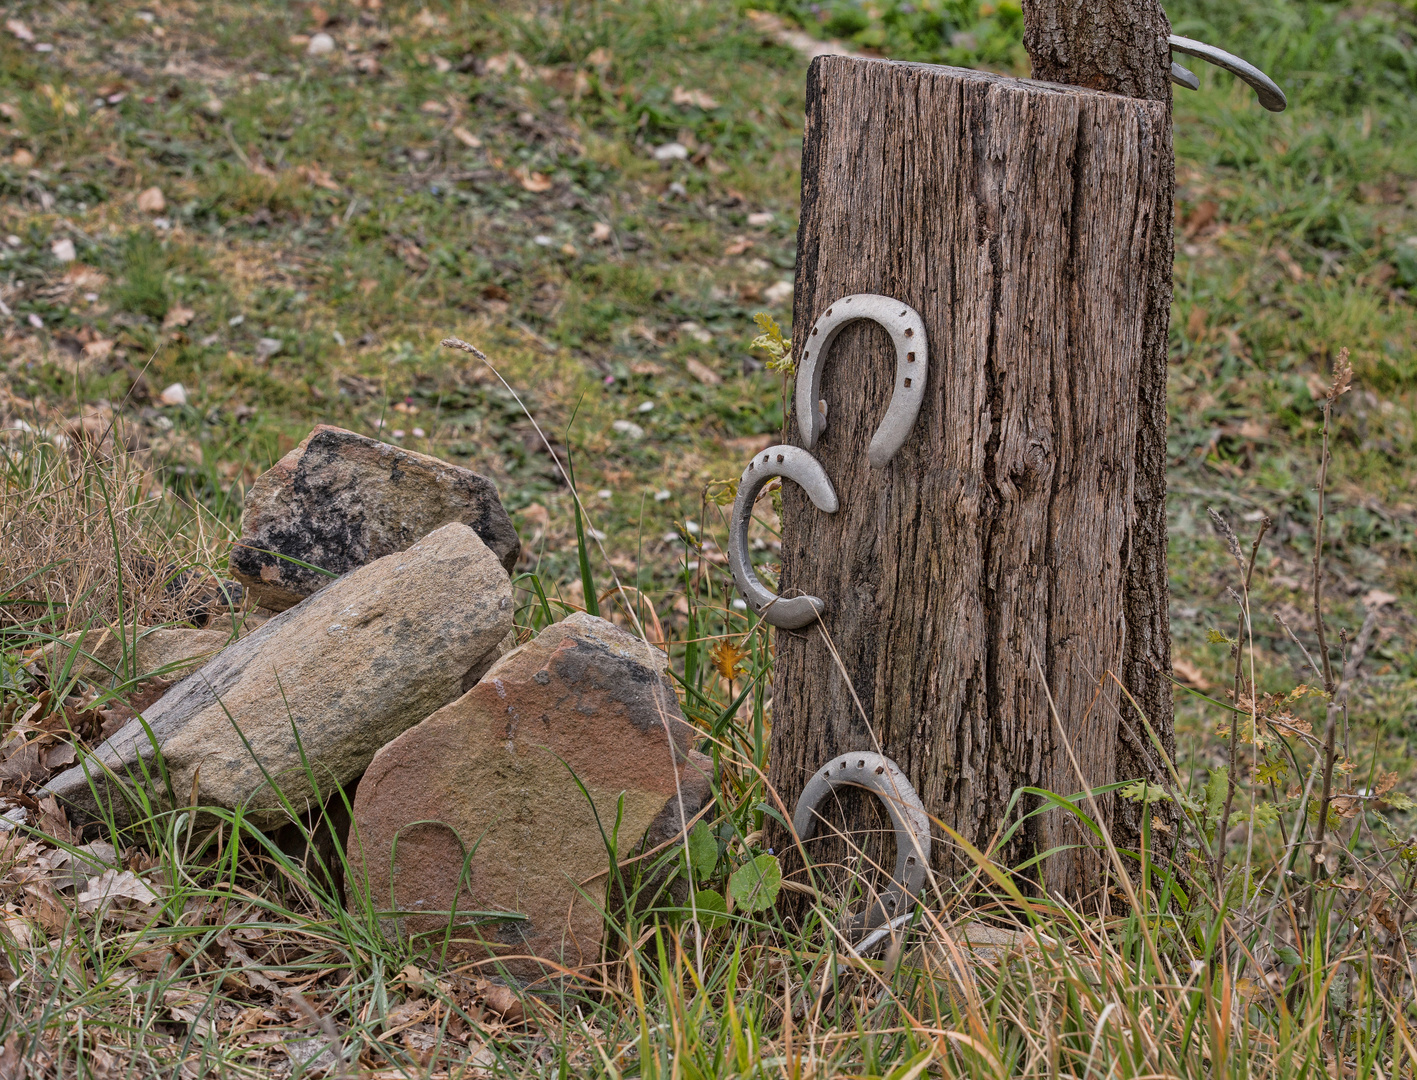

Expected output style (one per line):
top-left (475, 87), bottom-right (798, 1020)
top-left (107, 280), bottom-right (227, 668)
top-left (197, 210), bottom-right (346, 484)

top-left (0, 425), bottom-right (226, 638)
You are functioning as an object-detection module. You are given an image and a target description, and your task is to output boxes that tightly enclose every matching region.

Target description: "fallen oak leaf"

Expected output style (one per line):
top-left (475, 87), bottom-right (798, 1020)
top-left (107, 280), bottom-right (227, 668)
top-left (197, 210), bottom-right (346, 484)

top-left (215, 930), bottom-right (283, 994)
top-left (161, 305), bottom-right (194, 330)
top-left (76, 869), bottom-right (160, 913)
top-left (480, 983), bottom-right (525, 1023)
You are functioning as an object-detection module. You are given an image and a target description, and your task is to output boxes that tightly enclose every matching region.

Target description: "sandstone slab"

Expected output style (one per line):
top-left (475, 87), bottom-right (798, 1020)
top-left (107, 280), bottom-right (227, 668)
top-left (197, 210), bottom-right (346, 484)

top-left (348, 613), bottom-right (711, 979)
top-left (43, 523), bottom-right (513, 828)
top-left (230, 425), bottom-right (520, 611)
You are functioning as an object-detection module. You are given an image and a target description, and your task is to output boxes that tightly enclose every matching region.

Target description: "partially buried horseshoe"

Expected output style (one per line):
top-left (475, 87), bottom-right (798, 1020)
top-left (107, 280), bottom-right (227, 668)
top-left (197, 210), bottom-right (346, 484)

top-left (727, 445), bottom-right (838, 629)
top-left (795, 294), bottom-right (928, 469)
top-left (792, 751), bottom-right (931, 936)
top-left (1168, 34), bottom-right (1287, 113)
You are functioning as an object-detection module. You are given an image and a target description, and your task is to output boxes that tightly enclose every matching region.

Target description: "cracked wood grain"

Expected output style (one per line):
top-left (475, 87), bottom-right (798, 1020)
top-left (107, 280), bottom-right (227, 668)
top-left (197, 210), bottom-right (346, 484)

top-left (771, 56), bottom-right (1174, 903)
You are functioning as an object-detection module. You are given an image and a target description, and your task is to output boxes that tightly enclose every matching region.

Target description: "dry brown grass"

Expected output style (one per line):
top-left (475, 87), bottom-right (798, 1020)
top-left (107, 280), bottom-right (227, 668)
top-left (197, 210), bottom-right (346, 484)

top-left (0, 415), bottom-right (232, 640)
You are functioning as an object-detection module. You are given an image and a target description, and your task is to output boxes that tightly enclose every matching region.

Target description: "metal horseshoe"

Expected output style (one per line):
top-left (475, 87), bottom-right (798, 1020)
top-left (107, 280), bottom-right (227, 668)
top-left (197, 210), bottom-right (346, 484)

top-left (1168, 34), bottom-right (1287, 113)
top-left (793, 751), bottom-right (931, 935)
top-left (795, 294), bottom-right (928, 469)
top-left (728, 445), bottom-right (838, 629)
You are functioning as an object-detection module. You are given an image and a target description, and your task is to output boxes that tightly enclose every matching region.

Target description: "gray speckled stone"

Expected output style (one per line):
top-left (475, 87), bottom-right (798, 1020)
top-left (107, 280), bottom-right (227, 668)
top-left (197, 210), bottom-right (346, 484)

top-left (230, 425), bottom-right (520, 611)
top-left (42, 523), bottom-right (513, 828)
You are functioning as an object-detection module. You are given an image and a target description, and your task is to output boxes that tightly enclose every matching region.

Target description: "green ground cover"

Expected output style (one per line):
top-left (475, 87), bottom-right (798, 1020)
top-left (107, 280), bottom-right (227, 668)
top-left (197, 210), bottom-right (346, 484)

top-left (2, 0), bottom-right (1417, 1075)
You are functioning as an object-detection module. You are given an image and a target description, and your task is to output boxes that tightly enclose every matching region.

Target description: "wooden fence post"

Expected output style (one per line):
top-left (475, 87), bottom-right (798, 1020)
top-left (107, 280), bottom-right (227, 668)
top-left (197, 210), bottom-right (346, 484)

top-left (770, 55), bottom-right (1175, 903)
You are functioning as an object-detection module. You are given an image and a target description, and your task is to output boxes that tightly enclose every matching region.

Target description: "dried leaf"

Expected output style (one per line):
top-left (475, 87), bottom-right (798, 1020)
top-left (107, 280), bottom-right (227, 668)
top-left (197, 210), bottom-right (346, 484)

top-left (685, 357), bottom-right (721, 386)
top-left (161, 305), bottom-right (194, 330)
top-left (136, 186), bottom-right (166, 213)
top-left (671, 86), bottom-right (718, 110)
top-left (515, 168), bottom-right (553, 193)
top-left (296, 163), bottom-right (340, 191)
top-left (709, 639), bottom-right (750, 680)
top-left (76, 869), bottom-right (160, 912)
top-left (1172, 657), bottom-right (1211, 690)
top-left (480, 983), bottom-right (525, 1023)
top-left (452, 126), bottom-right (481, 148)
top-left (217, 931), bottom-right (283, 994)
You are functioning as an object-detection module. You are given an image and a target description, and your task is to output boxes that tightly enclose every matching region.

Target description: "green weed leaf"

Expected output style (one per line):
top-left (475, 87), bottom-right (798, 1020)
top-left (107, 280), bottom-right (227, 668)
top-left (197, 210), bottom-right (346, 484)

top-left (687, 820), bottom-right (718, 883)
top-left (1204, 767), bottom-right (1229, 827)
top-left (690, 887), bottom-right (728, 930)
top-left (727, 852), bottom-right (781, 913)
top-left (1119, 780), bottom-right (1171, 805)
top-left (1273, 944), bottom-right (1303, 968)
top-left (750, 312), bottom-right (794, 373)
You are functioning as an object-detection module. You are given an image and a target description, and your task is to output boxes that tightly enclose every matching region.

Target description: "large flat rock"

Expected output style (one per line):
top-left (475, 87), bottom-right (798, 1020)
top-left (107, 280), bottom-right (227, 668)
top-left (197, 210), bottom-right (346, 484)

top-left (229, 425), bottom-right (520, 611)
top-left (348, 613), bottom-right (711, 979)
top-left (43, 523), bottom-right (513, 828)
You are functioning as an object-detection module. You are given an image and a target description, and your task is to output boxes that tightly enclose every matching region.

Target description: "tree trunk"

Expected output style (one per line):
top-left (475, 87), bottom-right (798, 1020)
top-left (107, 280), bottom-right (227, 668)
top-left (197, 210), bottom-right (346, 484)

top-left (1024, 0), bottom-right (1178, 884)
top-left (770, 52), bottom-right (1175, 906)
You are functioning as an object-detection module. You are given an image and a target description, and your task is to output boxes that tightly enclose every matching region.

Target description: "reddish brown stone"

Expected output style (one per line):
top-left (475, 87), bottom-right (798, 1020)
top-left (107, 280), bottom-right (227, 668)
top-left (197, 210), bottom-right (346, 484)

top-left (230, 425), bottom-right (520, 610)
top-left (348, 613), bottom-right (712, 979)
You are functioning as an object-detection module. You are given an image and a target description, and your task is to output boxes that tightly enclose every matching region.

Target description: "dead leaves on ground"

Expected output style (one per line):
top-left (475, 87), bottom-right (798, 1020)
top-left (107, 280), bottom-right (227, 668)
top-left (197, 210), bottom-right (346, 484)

top-left (0, 801), bottom-right (538, 1074)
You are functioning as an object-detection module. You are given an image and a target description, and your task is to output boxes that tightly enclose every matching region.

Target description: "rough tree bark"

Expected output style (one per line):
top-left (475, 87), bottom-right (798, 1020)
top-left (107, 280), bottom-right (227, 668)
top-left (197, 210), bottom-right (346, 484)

top-left (1023, 0), bottom-right (1178, 884)
top-left (769, 5), bottom-right (1176, 906)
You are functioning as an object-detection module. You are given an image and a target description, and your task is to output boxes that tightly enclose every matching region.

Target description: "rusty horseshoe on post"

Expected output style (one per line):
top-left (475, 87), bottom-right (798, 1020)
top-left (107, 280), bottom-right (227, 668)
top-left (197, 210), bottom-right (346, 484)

top-left (793, 751), bottom-right (932, 936)
top-left (1168, 34), bottom-right (1287, 112)
top-left (727, 445), bottom-right (838, 629)
top-left (795, 294), bottom-right (928, 469)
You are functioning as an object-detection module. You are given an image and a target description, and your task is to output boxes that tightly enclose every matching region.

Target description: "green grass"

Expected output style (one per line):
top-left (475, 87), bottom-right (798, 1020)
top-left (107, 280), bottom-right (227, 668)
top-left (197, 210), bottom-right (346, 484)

top-left (3, 0), bottom-right (1417, 1075)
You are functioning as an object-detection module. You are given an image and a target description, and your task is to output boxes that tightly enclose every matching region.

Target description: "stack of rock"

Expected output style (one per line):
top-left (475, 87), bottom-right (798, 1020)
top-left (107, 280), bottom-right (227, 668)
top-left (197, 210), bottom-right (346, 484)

top-left (43, 425), bottom-right (708, 975)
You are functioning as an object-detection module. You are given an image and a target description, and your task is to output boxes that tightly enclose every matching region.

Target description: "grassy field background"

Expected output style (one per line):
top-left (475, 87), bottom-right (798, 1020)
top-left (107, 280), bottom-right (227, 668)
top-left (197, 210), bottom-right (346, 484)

top-left (3, 0), bottom-right (1417, 1075)
top-left (2, 0), bottom-right (1415, 702)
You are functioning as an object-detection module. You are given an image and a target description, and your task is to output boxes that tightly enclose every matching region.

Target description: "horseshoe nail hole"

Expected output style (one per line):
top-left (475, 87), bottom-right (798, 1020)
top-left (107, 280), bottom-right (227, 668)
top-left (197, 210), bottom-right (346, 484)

top-left (748, 462), bottom-right (755, 470)
top-left (898, 309), bottom-right (906, 316)
top-left (904, 328), bottom-right (914, 337)
top-left (823, 769), bottom-right (830, 777)
top-left (763, 454), bottom-right (770, 461)
top-left (875, 766), bottom-right (885, 774)
top-left (906, 856), bottom-right (916, 865)
top-left (776, 454), bottom-right (784, 463)
top-left (812, 327), bottom-right (819, 336)
top-left (802, 352), bottom-right (809, 361)
top-left (907, 351), bottom-right (916, 363)
top-left (903, 378), bottom-right (912, 388)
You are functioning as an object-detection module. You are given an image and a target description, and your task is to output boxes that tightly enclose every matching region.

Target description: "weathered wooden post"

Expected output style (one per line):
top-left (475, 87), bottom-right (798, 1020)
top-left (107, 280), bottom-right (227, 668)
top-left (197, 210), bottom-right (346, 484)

top-left (767, 3), bottom-right (1177, 903)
